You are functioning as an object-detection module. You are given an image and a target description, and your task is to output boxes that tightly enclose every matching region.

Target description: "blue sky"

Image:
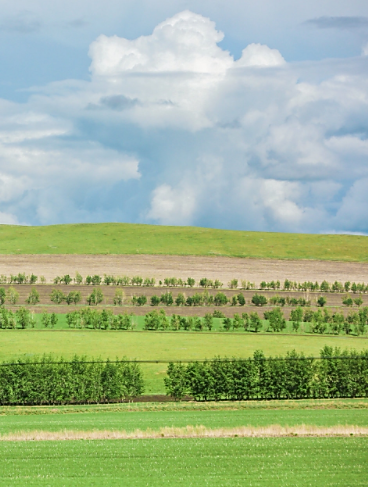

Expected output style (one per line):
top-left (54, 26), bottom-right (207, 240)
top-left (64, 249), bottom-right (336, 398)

top-left (0, 1), bottom-right (368, 233)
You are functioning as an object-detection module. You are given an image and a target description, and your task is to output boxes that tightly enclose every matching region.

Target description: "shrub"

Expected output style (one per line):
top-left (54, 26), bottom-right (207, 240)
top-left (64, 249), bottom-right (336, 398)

top-left (222, 317), bottom-right (232, 331)
top-left (132, 295), bottom-right (147, 306)
top-left (187, 277), bottom-right (195, 287)
top-left (250, 312), bottom-right (262, 332)
top-left (175, 292), bottom-right (186, 306)
top-left (237, 293), bottom-right (246, 306)
top-left (354, 297), bottom-right (363, 307)
top-left (342, 296), bottom-right (353, 307)
top-left (290, 307), bottom-right (303, 332)
top-left (264, 307), bottom-right (286, 332)
top-left (251, 294), bottom-right (268, 306)
top-left (26, 288), bottom-right (40, 305)
top-left (143, 277), bottom-right (155, 287)
top-left (229, 279), bottom-right (238, 289)
top-left (113, 289), bottom-right (124, 306)
top-left (317, 296), bottom-right (326, 307)
top-left (150, 295), bottom-right (160, 306)
top-left (16, 307), bottom-right (35, 329)
top-left (203, 313), bottom-right (213, 331)
top-left (50, 289), bottom-right (66, 304)
top-left (74, 272), bottom-right (83, 284)
top-left (160, 292), bottom-right (173, 306)
top-left (131, 276), bottom-right (143, 286)
top-left (213, 310), bottom-right (225, 318)
top-left (213, 292), bottom-right (228, 306)
top-left (7, 287), bottom-right (19, 305)
top-left (0, 288), bottom-right (5, 306)
top-left (87, 288), bottom-right (104, 306)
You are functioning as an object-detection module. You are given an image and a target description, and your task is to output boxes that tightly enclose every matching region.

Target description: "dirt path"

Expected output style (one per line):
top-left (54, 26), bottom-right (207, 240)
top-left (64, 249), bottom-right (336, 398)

top-left (0, 255), bottom-right (367, 285)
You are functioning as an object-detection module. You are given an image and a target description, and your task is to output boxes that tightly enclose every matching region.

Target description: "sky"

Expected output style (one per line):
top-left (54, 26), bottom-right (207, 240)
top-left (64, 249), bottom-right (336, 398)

top-left (0, 1), bottom-right (368, 234)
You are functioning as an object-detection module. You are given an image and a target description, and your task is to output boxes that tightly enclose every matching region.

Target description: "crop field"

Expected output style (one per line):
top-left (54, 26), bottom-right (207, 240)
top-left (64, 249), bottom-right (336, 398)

top-left (1, 437), bottom-right (367, 486)
top-left (1, 223), bottom-right (367, 486)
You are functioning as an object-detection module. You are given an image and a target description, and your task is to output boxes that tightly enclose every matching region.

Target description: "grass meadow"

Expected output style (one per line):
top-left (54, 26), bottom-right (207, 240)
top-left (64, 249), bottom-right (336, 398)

top-left (0, 222), bottom-right (367, 260)
top-left (1, 328), bottom-right (367, 393)
top-left (1, 437), bottom-right (367, 486)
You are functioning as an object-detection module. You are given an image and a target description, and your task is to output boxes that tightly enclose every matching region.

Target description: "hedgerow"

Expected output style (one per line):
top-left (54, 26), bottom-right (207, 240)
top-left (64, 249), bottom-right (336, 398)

top-left (0, 355), bottom-right (144, 405)
top-left (164, 347), bottom-right (368, 401)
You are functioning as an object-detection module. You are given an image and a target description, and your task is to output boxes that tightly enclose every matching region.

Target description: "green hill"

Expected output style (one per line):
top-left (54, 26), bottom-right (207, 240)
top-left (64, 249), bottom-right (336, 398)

top-left (0, 223), bottom-right (366, 261)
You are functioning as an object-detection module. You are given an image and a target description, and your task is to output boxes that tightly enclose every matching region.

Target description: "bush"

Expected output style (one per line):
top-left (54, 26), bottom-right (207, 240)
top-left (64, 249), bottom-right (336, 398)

top-left (264, 307), bottom-right (286, 332)
top-left (26, 288), bottom-right (40, 305)
top-left (87, 288), bottom-right (104, 306)
top-left (160, 292), bottom-right (173, 306)
top-left (175, 292), bottom-right (186, 306)
top-left (317, 296), bottom-right (326, 307)
top-left (213, 310), bottom-right (225, 318)
top-left (150, 295), bottom-right (160, 306)
top-left (251, 294), bottom-right (268, 306)
top-left (113, 289), bottom-right (124, 306)
top-left (214, 292), bottom-right (228, 306)
top-left (187, 277), bottom-right (195, 287)
top-left (6, 287), bottom-right (19, 305)
top-left (132, 295), bottom-right (147, 306)
top-left (250, 312), bottom-right (262, 332)
top-left (343, 297), bottom-right (353, 307)
top-left (0, 355), bottom-right (144, 405)
top-left (50, 289), bottom-right (66, 304)
top-left (229, 279), bottom-right (238, 289)
top-left (237, 293), bottom-right (246, 306)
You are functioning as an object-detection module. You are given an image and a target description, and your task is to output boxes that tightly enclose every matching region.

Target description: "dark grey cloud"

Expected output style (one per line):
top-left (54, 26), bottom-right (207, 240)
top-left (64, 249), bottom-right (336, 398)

top-left (0, 12), bottom-right (41, 34)
top-left (304, 16), bottom-right (368, 30)
top-left (86, 95), bottom-right (139, 111)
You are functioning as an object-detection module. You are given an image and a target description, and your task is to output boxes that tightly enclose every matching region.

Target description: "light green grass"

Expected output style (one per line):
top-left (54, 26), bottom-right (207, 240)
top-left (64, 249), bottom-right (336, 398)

top-left (1, 406), bottom-right (368, 435)
top-left (0, 222), bottom-right (367, 260)
top-left (1, 330), bottom-right (367, 393)
top-left (1, 437), bottom-right (367, 486)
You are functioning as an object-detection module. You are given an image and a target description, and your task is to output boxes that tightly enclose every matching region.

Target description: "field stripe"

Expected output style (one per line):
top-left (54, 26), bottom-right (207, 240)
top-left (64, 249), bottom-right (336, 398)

top-left (1, 424), bottom-right (368, 441)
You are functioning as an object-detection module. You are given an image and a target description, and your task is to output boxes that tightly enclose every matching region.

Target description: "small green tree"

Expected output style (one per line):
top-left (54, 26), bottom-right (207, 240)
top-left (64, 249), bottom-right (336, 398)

top-left (342, 296), bottom-right (353, 307)
top-left (50, 313), bottom-right (58, 328)
top-left (237, 293), bottom-right (246, 306)
top-left (175, 292), bottom-right (186, 306)
top-left (290, 307), bottom-right (303, 332)
top-left (113, 289), bottom-right (124, 306)
top-left (26, 288), bottom-right (40, 305)
top-left (75, 272), bottom-right (83, 285)
top-left (150, 295), bottom-right (160, 306)
top-left (42, 312), bottom-right (51, 328)
top-left (0, 287), bottom-right (5, 305)
top-left (186, 277), bottom-right (195, 287)
top-left (354, 297), bottom-right (363, 307)
top-left (203, 312), bottom-right (213, 331)
top-left (317, 296), bottom-right (326, 307)
top-left (250, 312), bottom-right (262, 332)
top-left (50, 289), bottom-right (66, 304)
top-left (7, 287), bottom-right (19, 305)
top-left (229, 279), bottom-right (238, 289)
top-left (222, 317), bottom-right (232, 331)
top-left (251, 294), bottom-right (268, 306)
top-left (87, 288), bottom-right (104, 305)
top-left (214, 292), bottom-right (228, 306)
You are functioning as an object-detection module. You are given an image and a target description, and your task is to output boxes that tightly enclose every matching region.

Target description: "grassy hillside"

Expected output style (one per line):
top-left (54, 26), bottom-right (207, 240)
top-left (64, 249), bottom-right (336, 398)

top-left (0, 223), bottom-right (367, 260)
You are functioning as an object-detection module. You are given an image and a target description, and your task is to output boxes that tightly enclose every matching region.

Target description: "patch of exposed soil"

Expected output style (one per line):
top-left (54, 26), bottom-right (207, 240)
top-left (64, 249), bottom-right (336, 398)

top-left (0, 254), bottom-right (367, 285)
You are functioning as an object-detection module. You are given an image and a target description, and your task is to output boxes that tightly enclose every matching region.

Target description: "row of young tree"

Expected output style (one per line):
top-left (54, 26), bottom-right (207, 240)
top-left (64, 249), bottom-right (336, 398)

top-left (164, 347), bottom-right (368, 401)
top-left (3, 272), bottom-right (368, 294)
top-left (0, 355), bottom-right (144, 405)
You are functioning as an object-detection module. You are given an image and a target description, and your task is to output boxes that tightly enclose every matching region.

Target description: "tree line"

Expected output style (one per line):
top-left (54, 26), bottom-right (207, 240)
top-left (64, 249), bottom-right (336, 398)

top-left (1, 272), bottom-right (368, 294)
top-left (164, 347), bottom-right (368, 401)
top-left (0, 355), bottom-right (144, 405)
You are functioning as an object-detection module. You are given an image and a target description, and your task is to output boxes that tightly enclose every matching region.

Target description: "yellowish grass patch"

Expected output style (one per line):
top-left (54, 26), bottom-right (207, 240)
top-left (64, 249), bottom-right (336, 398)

top-left (2, 424), bottom-right (368, 441)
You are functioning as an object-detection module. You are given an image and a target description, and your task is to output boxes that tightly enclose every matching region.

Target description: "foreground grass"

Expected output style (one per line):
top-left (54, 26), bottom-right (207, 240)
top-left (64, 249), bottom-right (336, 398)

top-left (1, 330), bottom-right (367, 394)
top-left (1, 437), bottom-right (367, 486)
top-left (0, 222), bottom-right (367, 261)
top-left (1, 405), bottom-right (368, 435)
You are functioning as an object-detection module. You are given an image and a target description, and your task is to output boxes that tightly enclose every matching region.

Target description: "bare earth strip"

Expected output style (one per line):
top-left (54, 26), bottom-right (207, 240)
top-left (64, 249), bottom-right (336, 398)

top-left (0, 254), bottom-right (368, 285)
top-left (2, 425), bottom-right (368, 441)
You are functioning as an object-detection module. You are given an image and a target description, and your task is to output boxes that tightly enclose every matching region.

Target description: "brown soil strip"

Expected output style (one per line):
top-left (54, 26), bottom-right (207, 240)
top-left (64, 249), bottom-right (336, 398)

top-left (0, 254), bottom-right (367, 285)
top-left (1, 425), bottom-right (367, 441)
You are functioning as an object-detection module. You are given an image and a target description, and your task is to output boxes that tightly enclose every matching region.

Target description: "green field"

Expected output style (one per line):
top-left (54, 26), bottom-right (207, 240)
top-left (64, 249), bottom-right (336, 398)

top-left (1, 437), bottom-right (367, 486)
top-left (0, 222), bottom-right (367, 260)
top-left (1, 403), bottom-right (368, 435)
top-left (1, 330), bottom-right (367, 393)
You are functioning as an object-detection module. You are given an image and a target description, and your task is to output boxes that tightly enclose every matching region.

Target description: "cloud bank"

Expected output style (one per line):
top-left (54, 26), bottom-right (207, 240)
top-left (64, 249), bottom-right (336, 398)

top-left (0, 10), bottom-right (368, 233)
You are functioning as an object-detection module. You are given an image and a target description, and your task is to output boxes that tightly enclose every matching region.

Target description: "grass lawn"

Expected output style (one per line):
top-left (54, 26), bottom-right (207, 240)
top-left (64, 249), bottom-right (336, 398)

top-left (1, 437), bottom-right (367, 486)
top-left (1, 404), bottom-right (368, 435)
top-left (1, 329), bottom-right (367, 394)
top-left (0, 222), bottom-right (367, 261)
